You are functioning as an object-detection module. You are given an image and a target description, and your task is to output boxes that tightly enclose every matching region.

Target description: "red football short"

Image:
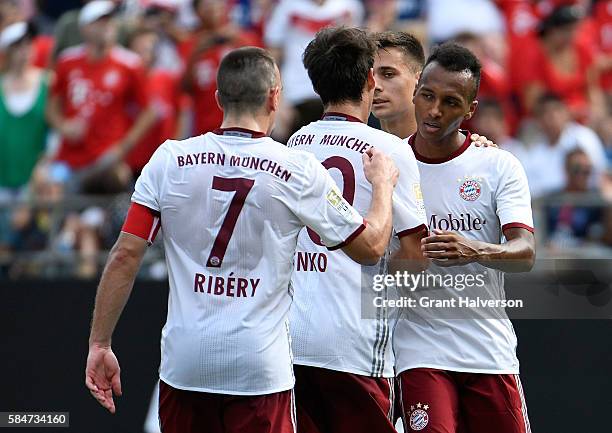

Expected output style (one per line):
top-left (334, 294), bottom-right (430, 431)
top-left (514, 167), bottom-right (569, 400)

top-left (158, 380), bottom-right (296, 433)
top-left (398, 368), bottom-right (531, 433)
top-left (293, 365), bottom-right (396, 433)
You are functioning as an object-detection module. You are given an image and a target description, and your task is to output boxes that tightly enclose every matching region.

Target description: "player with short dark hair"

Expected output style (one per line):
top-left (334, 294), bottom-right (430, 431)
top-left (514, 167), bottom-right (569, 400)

top-left (302, 26), bottom-right (377, 107)
top-left (391, 42), bottom-right (536, 433)
top-left (289, 26), bottom-right (427, 433)
top-left (371, 31), bottom-right (492, 146)
top-left (85, 46), bottom-right (400, 433)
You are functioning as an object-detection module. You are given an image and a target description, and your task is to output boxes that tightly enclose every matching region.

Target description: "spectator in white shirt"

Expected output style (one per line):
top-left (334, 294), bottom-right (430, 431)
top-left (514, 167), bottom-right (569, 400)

top-left (520, 93), bottom-right (607, 198)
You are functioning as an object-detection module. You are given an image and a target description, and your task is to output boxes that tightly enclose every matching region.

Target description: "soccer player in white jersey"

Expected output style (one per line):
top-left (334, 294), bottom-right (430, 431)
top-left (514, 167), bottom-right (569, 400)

top-left (84, 47), bottom-right (401, 433)
top-left (287, 27), bottom-right (428, 433)
top-left (378, 40), bottom-right (536, 433)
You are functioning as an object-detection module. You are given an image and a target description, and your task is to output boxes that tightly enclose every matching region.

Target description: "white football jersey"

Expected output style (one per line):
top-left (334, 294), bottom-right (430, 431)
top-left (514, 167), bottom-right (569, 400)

top-left (131, 128), bottom-right (365, 395)
top-left (288, 114), bottom-right (426, 378)
top-left (393, 133), bottom-right (534, 375)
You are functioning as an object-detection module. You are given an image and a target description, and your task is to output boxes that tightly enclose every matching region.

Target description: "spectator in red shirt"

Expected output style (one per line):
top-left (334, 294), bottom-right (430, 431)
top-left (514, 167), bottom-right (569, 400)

top-left (46, 1), bottom-right (156, 193)
top-left (180, 0), bottom-right (261, 136)
top-left (521, 5), bottom-right (605, 122)
top-left (125, 26), bottom-right (182, 176)
top-left (453, 32), bottom-right (518, 134)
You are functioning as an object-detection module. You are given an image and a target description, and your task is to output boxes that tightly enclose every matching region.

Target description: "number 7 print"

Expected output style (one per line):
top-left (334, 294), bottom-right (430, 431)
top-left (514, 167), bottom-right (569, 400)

top-left (206, 176), bottom-right (255, 267)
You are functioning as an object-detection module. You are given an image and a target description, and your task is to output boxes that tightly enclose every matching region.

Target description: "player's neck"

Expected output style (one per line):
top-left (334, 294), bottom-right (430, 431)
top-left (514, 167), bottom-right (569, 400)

top-left (380, 115), bottom-right (416, 139)
top-left (414, 129), bottom-right (466, 160)
top-left (324, 102), bottom-right (369, 124)
top-left (86, 43), bottom-right (111, 61)
top-left (220, 114), bottom-right (269, 135)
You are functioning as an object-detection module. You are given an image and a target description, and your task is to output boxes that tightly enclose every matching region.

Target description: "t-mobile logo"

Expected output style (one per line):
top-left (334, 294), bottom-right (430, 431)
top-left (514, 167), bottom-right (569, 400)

top-left (428, 213), bottom-right (487, 232)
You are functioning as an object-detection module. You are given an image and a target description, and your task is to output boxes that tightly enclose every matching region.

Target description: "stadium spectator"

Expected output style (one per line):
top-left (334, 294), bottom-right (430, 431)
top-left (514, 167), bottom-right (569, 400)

top-left (138, 0), bottom-right (185, 74)
top-left (591, 0), bottom-right (612, 93)
top-left (46, 1), bottom-right (156, 194)
top-left (453, 32), bottom-right (518, 133)
top-left (0, 0), bottom-right (53, 68)
top-left (427, 0), bottom-right (505, 44)
top-left (125, 26), bottom-right (182, 176)
top-left (520, 5), bottom-right (604, 121)
top-left (363, 0), bottom-right (398, 32)
top-left (545, 148), bottom-right (605, 249)
top-left (50, 0), bottom-right (123, 63)
top-left (85, 46), bottom-right (399, 430)
top-left (0, 21), bottom-right (49, 194)
top-left (264, 0), bottom-right (363, 139)
top-left (180, 0), bottom-right (261, 136)
top-left (472, 99), bottom-right (527, 159)
top-left (520, 93), bottom-right (607, 198)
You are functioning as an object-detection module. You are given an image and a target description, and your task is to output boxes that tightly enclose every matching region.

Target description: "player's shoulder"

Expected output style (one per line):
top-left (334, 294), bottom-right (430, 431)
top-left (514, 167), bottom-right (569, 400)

top-left (367, 128), bottom-right (417, 165)
top-left (109, 46), bottom-right (143, 68)
top-left (56, 44), bottom-right (87, 63)
top-left (468, 144), bottom-right (524, 175)
top-left (477, 145), bottom-right (522, 166)
top-left (365, 126), bottom-right (406, 149)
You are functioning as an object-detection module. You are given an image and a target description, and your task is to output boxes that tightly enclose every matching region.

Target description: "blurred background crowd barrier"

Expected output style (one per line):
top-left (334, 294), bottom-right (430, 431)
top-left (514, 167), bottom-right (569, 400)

top-left (2, 0), bottom-right (612, 280)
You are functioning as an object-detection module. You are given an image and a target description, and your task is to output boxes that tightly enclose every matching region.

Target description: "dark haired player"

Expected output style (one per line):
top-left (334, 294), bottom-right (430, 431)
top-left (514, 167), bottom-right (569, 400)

top-left (84, 46), bottom-right (400, 433)
top-left (372, 31), bottom-right (493, 146)
top-left (287, 26), bottom-right (427, 433)
top-left (391, 42), bottom-right (536, 433)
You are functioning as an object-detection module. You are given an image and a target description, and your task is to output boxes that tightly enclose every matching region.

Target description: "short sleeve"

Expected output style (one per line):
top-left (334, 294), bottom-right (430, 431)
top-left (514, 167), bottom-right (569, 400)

top-left (389, 148), bottom-right (428, 237)
top-left (131, 142), bottom-right (170, 212)
top-left (264, 0), bottom-right (290, 47)
top-left (496, 154), bottom-right (534, 233)
top-left (294, 154), bottom-right (365, 249)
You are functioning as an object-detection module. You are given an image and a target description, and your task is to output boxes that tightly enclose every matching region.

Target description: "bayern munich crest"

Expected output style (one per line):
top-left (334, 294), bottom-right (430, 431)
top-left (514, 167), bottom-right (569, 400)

top-left (408, 403), bottom-right (430, 431)
top-left (459, 178), bottom-right (482, 201)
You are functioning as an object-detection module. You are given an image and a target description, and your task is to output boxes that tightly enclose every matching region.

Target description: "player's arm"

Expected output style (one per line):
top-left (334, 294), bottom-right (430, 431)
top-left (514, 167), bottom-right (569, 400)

top-left (387, 147), bottom-right (429, 273)
top-left (421, 227), bottom-right (535, 272)
top-left (340, 148), bottom-right (397, 264)
top-left (301, 148), bottom-right (398, 265)
top-left (86, 232), bottom-right (148, 414)
top-left (86, 146), bottom-right (164, 413)
top-left (46, 92), bottom-right (85, 141)
top-left (423, 154), bottom-right (535, 272)
top-left (389, 229), bottom-right (429, 273)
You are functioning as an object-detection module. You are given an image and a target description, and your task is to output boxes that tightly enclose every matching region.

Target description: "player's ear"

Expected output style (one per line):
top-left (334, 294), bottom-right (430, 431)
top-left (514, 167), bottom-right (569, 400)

top-left (367, 68), bottom-right (375, 92)
top-left (214, 90), bottom-right (223, 112)
top-left (464, 99), bottom-right (478, 120)
top-left (269, 85), bottom-right (281, 112)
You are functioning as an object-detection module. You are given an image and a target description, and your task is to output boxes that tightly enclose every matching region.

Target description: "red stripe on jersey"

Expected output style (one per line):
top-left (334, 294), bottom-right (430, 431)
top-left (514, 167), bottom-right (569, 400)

top-left (397, 224), bottom-right (428, 238)
top-left (502, 222), bottom-right (534, 234)
top-left (327, 220), bottom-right (367, 251)
top-left (290, 14), bottom-right (337, 33)
top-left (122, 202), bottom-right (161, 243)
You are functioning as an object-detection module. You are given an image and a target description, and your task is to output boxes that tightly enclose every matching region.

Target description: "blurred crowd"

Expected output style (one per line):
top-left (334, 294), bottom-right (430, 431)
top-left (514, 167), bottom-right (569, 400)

top-left (1, 0), bottom-right (612, 279)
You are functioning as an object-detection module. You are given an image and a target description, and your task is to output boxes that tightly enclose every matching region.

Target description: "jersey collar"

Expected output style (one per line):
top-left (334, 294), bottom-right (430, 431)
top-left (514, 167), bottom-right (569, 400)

top-left (212, 127), bottom-right (267, 139)
top-left (408, 130), bottom-right (472, 164)
top-left (321, 112), bottom-right (364, 123)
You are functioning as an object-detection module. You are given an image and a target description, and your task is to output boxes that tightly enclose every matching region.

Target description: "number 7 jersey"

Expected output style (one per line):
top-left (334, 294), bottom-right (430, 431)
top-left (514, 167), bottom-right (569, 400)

top-left (129, 128), bottom-right (365, 395)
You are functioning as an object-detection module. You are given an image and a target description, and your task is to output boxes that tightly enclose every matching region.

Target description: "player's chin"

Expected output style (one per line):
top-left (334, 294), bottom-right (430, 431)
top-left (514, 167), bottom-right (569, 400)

top-left (371, 105), bottom-right (389, 119)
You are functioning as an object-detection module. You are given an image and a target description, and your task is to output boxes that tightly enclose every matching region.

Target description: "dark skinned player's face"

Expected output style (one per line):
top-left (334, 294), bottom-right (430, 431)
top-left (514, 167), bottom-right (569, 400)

top-left (412, 61), bottom-right (478, 142)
